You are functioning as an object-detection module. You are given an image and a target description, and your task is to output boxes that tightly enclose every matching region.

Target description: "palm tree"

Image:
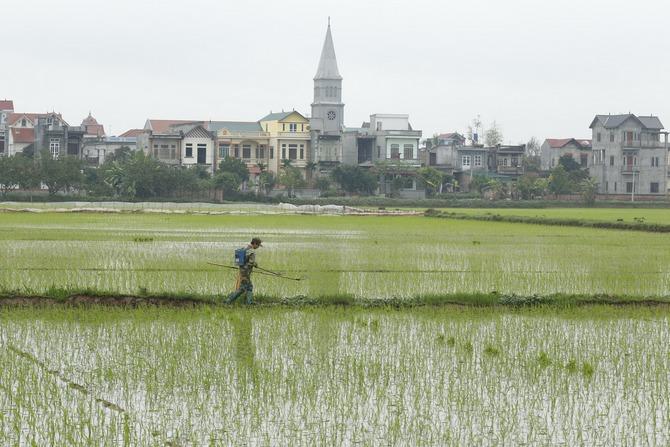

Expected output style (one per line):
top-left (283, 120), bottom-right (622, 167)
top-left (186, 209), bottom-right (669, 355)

top-left (305, 161), bottom-right (318, 186)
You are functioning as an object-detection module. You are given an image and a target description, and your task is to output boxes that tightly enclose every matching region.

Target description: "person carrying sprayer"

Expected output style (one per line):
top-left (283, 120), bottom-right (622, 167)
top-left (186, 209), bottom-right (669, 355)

top-left (226, 237), bottom-right (262, 305)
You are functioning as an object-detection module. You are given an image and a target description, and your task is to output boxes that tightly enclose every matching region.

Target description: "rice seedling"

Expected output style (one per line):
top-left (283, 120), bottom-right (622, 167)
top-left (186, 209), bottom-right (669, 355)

top-left (0, 305), bottom-right (666, 445)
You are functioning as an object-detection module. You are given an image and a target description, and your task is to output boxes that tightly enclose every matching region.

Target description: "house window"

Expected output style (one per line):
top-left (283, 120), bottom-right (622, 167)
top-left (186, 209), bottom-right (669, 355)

top-left (462, 155), bottom-right (471, 168)
top-left (651, 182), bottom-right (659, 193)
top-left (299, 144), bottom-right (304, 159)
top-left (403, 144), bottom-right (413, 159)
top-left (377, 146), bottom-right (381, 158)
top-left (390, 144), bottom-right (400, 159)
top-left (610, 155), bottom-right (614, 166)
top-left (605, 181), bottom-right (608, 192)
top-left (597, 132), bottom-right (601, 142)
top-left (153, 144), bottom-right (158, 149)
top-left (377, 122), bottom-right (383, 131)
top-left (185, 143), bottom-right (193, 158)
top-left (233, 145), bottom-right (239, 158)
top-left (153, 148), bottom-right (158, 158)
top-left (219, 144), bottom-right (229, 158)
top-left (242, 144), bottom-right (251, 159)
top-left (580, 154), bottom-right (588, 167)
top-left (197, 144), bottom-right (207, 162)
top-left (288, 144), bottom-right (297, 160)
top-left (474, 154), bottom-right (482, 167)
top-left (626, 182), bottom-right (633, 193)
top-left (256, 146), bottom-right (265, 159)
top-left (609, 132), bottom-right (614, 142)
top-left (270, 146), bottom-right (274, 159)
top-left (289, 123), bottom-right (297, 132)
top-left (171, 147), bottom-right (176, 159)
top-left (511, 156), bottom-right (519, 167)
top-left (651, 157), bottom-right (659, 167)
top-left (281, 144), bottom-right (287, 159)
top-left (614, 182), bottom-right (617, 192)
top-left (49, 138), bottom-right (60, 158)
top-left (21, 119), bottom-right (27, 127)
top-left (282, 123), bottom-right (286, 131)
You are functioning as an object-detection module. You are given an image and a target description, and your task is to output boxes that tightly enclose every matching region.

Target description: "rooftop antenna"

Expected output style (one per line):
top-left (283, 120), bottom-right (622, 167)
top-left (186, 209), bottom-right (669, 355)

top-left (328, 16), bottom-right (331, 27)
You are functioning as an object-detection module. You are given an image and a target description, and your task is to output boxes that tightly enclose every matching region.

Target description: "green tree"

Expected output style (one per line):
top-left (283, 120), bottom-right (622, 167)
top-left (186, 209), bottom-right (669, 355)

top-left (278, 165), bottom-right (305, 198)
top-left (219, 157), bottom-right (249, 182)
top-left (258, 171), bottom-right (276, 195)
top-left (0, 155), bottom-right (23, 196)
top-left (548, 165), bottom-right (572, 196)
top-left (580, 177), bottom-right (599, 206)
top-left (16, 155), bottom-right (40, 201)
top-left (315, 176), bottom-right (331, 193)
top-left (331, 165), bottom-right (378, 195)
top-left (416, 167), bottom-right (444, 196)
top-left (516, 174), bottom-right (548, 200)
top-left (213, 172), bottom-right (242, 197)
top-left (39, 151), bottom-right (83, 196)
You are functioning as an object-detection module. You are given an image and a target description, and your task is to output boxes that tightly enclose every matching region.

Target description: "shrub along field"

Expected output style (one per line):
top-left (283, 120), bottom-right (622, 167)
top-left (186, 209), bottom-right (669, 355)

top-left (1, 211), bottom-right (670, 300)
top-left (1, 306), bottom-right (669, 446)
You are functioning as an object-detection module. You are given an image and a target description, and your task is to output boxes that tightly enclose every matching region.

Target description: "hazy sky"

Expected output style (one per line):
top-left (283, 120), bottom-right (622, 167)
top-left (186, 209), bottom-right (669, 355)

top-left (3, 0), bottom-right (669, 143)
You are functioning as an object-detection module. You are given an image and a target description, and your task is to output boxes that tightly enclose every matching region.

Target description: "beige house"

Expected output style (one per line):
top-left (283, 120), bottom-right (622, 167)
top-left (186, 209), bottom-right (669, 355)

top-left (259, 111), bottom-right (311, 177)
top-left (540, 138), bottom-right (592, 171)
top-left (209, 121), bottom-right (271, 179)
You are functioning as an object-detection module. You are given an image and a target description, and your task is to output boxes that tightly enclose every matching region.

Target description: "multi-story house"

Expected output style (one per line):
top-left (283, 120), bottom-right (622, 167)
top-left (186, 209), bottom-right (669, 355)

top-left (210, 121), bottom-right (270, 179)
top-left (540, 138), bottom-right (592, 171)
top-left (491, 144), bottom-right (526, 177)
top-left (0, 100), bottom-right (14, 156)
top-left (259, 111), bottom-right (311, 177)
top-left (138, 119), bottom-right (204, 167)
top-left (589, 114), bottom-right (668, 196)
top-left (6, 111), bottom-right (84, 158)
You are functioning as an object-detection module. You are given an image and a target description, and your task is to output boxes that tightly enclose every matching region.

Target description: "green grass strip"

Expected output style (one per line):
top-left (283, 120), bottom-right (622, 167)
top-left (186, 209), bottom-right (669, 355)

top-left (425, 209), bottom-right (670, 233)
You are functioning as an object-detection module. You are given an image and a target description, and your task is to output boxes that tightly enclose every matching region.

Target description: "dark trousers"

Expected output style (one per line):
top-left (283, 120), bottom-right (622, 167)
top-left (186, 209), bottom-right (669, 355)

top-left (227, 278), bottom-right (253, 304)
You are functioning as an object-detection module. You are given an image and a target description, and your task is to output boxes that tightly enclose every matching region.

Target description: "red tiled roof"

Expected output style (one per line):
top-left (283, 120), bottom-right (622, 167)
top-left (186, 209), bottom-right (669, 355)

top-left (119, 129), bottom-right (144, 138)
top-left (545, 138), bottom-right (592, 149)
top-left (0, 100), bottom-right (14, 110)
top-left (7, 112), bottom-right (65, 126)
top-left (11, 128), bottom-right (35, 144)
top-left (84, 123), bottom-right (105, 137)
top-left (146, 119), bottom-right (203, 133)
top-left (545, 138), bottom-right (572, 148)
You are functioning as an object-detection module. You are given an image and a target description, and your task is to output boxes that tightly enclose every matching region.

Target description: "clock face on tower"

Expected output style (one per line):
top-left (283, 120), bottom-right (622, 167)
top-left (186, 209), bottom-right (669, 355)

top-left (327, 111), bottom-right (336, 121)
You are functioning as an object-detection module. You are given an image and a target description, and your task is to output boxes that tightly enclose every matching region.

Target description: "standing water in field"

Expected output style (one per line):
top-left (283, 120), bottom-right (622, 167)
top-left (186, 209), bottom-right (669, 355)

top-left (1, 306), bottom-right (669, 446)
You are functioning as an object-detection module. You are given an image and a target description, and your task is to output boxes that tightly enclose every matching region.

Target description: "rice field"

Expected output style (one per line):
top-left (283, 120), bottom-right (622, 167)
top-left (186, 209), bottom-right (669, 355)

top-left (1, 211), bottom-right (669, 299)
top-left (1, 306), bottom-right (669, 446)
top-left (2, 208), bottom-right (670, 445)
top-left (439, 207), bottom-right (670, 225)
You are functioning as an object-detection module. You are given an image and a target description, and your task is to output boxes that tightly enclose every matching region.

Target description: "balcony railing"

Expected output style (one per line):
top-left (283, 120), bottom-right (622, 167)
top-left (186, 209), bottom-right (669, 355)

top-left (621, 140), bottom-right (666, 149)
top-left (621, 167), bottom-right (640, 174)
top-left (277, 131), bottom-right (310, 138)
top-left (217, 131), bottom-right (270, 139)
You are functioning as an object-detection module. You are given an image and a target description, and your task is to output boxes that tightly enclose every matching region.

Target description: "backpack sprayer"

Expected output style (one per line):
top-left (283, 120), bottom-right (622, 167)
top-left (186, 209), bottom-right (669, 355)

top-left (208, 245), bottom-right (304, 281)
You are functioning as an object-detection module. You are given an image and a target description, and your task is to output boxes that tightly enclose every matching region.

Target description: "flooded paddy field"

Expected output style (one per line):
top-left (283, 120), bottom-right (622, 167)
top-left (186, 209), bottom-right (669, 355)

top-left (1, 306), bottom-right (669, 446)
top-left (1, 211), bottom-right (670, 300)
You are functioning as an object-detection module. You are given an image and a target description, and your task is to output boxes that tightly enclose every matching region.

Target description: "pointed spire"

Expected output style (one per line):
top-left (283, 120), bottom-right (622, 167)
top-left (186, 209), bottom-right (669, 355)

top-left (314, 20), bottom-right (342, 80)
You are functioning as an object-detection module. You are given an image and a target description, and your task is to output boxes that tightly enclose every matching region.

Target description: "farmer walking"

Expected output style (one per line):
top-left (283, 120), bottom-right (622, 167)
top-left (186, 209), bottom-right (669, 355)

top-left (226, 237), bottom-right (262, 305)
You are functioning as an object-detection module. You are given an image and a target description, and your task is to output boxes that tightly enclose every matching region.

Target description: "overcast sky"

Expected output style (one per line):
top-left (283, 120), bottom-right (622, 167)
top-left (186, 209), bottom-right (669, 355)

top-left (2, 0), bottom-right (669, 143)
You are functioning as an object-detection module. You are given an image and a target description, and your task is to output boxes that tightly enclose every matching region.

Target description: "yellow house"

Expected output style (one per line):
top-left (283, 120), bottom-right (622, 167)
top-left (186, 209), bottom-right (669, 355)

top-left (259, 111), bottom-right (311, 176)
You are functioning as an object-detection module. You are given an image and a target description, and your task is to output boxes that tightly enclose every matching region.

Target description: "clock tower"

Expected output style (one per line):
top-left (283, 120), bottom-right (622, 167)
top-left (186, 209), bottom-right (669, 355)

top-left (311, 20), bottom-right (344, 135)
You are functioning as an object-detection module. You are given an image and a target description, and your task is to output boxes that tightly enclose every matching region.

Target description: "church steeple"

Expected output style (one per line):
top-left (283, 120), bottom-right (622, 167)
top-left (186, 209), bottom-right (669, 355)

top-left (314, 20), bottom-right (342, 80)
top-left (311, 20), bottom-right (344, 135)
